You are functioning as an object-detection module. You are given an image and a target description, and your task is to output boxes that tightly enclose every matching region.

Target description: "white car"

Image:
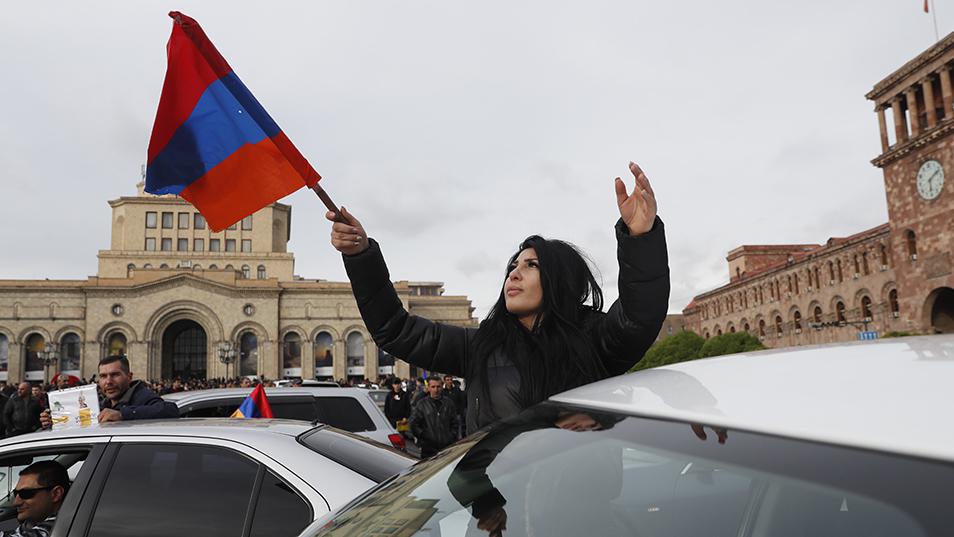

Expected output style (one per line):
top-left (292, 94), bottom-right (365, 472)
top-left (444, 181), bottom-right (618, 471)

top-left (0, 419), bottom-right (413, 537)
top-left (300, 335), bottom-right (954, 537)
top-left (164, 387), bottom-right (405, 450)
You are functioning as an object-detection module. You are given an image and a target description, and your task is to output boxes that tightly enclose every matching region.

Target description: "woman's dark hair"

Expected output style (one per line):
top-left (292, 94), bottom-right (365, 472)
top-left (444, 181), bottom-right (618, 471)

top-left (472, 235), bottom-right (608, 415)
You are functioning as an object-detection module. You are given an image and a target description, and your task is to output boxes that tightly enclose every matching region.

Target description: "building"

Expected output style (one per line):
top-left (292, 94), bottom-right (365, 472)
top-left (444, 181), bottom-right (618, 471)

top-left (0, 182), bottom-right (476, 383)
top-left (655, 314), bottom-right (687, 343)
top-left (684, 33), bottom-right (954, 345)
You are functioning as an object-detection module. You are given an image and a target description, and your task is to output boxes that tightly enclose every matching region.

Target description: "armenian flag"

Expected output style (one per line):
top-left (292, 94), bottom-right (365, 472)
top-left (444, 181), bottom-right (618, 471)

top-left (231, 384), bottom-right (274, 418)
top-left (146, 11), bottom-right (320, 232)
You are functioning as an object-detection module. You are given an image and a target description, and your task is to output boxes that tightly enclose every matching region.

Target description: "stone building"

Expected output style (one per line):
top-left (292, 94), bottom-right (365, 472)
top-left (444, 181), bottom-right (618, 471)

top-left (0, 183), bottom-right (476, 383)
top-left (684, 33), bottom-right (954, 345)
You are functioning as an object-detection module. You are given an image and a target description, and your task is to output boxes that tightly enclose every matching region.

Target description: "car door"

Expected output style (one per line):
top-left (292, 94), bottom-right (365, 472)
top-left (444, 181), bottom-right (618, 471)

top-left (0, 437), bottom-right (109, 537)
top-left (67, 436), bottom-right (322, 537)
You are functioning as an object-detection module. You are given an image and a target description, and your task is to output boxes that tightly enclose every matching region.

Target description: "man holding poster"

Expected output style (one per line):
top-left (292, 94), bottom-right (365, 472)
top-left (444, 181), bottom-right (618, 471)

top-left (41, 356), bottom-right (179, 429)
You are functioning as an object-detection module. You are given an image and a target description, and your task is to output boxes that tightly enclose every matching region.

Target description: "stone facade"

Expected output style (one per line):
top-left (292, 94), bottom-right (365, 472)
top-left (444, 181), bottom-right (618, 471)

top-left (684, 34), bottom-right (954, 346)
top-left (0, 184), bottom-right (476, 383)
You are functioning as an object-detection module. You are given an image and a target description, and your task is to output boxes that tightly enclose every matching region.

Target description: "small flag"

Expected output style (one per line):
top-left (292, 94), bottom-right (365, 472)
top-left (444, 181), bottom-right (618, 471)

top-left (925, 0), bottom-right (930, 13)
top-left (146, 12), bottom-right (321, 232)
top-left (231, 384), bottom-right (274, 418)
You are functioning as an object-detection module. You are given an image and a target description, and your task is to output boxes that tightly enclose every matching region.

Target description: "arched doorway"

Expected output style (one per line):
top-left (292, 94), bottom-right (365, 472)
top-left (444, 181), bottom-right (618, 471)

top-left (238, 331), bottom-right (258, 377)
top-left (162, 320), bottom-right (207, 380)
top-left (927, 287), bottom-right (954, 334)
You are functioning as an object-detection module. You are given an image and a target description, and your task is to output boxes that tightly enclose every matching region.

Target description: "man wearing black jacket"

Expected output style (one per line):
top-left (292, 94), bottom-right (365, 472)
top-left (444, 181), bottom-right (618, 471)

top-left (3, 383), bottom-right (41, 437)
top-left (383, 379), bottom-right (410, 428)
top-left (409, 378), bottom-right (459, 458)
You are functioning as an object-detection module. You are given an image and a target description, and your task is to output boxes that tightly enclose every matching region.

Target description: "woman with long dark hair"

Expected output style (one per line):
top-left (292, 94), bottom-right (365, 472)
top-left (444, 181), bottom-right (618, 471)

top-left (327, 162), bottom-right (669, 435)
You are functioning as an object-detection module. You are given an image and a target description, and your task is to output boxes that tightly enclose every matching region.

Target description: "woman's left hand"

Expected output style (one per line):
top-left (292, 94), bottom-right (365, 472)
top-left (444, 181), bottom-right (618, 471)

top-left (615, 161), bottom-right (658, 235)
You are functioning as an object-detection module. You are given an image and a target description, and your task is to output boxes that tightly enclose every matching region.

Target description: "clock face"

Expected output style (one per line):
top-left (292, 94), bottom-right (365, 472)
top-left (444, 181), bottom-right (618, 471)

top-left (916, 159), bottom-right (944, 200)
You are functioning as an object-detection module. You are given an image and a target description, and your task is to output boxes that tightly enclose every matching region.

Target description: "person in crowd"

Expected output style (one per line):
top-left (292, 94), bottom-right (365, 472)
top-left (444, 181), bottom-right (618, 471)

top-left (41, 356), bottom-right (179, 427)
top-left (1, 461), bottom-right (70, 537)
top-left (409, 378), bottom-right (460, 458)
top-left (30, 386), bottom-right (48, 412)
top-left (327, 162), bottom-right (669, 435)
top-left (443, 375), bottom-right (467, 438)
top-left (4, 383), bottom-right (41, 437)
top-left (384, 378), bottom-right (411, 429)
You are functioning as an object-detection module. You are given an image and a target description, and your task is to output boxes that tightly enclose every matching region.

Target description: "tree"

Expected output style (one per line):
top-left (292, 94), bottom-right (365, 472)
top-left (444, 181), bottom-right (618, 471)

top-left (630, 331), bottom-right (705, 372)
top-left (698, 331), bottom-right (766, 358)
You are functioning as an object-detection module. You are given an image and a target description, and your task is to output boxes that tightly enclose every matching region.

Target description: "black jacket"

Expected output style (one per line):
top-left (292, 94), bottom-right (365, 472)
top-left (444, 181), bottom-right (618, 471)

top-left (3, 395), bottom-right (41, 437)
top-left (409, 395), bottom-right (459, 451)
top-left (384, 390), bottom-right (411, 425)
top-left (344, 217), bottom-right (669, 434)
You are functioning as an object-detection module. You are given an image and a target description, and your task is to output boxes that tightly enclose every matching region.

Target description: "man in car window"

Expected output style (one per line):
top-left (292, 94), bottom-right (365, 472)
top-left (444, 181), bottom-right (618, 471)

top-left (40, 356), bottom-right (179, 427)
top-left (1, 460), bottom-right (70, 537)
top-left (409, 378), bottom-right (460, 458)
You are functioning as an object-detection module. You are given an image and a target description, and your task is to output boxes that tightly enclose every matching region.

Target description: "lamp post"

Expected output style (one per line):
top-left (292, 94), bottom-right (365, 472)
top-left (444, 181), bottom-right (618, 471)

top-left (38, 342), bottom-right (58, 385)
top-left (217, 341), bottom-right (236, 379)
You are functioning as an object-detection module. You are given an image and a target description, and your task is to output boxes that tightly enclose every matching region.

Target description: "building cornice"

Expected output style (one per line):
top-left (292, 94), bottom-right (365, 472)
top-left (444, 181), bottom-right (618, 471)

top-left (871, 119), bottom-right (954, 168)
top-left (866, 32), bottom-right (954, 102)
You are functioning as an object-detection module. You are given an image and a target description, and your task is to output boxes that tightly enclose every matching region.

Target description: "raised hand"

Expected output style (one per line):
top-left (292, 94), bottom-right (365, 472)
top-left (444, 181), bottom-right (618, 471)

top-left (326, 207), bottom-right (370, 255)
top-left (615, 161), bottom-right (658, 235)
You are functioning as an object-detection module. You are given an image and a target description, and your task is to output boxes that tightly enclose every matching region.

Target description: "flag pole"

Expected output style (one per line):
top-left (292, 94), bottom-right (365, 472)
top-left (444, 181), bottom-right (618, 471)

top-left (312, 184), bottom-right (346, 222)
top-left (932, 0), bottom-right (940, 42)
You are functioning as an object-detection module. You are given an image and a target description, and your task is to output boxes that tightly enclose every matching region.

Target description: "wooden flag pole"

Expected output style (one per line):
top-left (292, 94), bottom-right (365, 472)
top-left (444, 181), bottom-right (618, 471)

top-left (312, 184), bottom-right (346, 223)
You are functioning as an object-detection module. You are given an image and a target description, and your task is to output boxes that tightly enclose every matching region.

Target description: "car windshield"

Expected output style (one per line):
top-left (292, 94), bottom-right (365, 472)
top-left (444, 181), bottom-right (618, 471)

top-left (306, 402), bottom-right (954, 537)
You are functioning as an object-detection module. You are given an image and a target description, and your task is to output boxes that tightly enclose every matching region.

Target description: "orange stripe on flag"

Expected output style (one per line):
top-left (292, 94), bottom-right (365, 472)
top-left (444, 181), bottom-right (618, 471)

top-left (181, 138), bottom-right (306, 231)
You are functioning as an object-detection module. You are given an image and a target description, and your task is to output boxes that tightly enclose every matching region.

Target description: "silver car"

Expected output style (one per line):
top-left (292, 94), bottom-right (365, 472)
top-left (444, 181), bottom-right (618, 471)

top-left (0, 419), bottom-right (412, 537)
top-left (300, 335), bottom-right (954, 537)
top-left (164, 387), bottom-right (405, 450)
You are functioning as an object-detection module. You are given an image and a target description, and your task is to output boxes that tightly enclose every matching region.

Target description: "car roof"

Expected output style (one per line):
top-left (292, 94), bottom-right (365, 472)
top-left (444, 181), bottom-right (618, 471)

top-left (0, 418), bottom-right (317, 446)
top-left (550, 334), bottom-right (954, 462)
top-left (162, 387), bottom-right (370, 403)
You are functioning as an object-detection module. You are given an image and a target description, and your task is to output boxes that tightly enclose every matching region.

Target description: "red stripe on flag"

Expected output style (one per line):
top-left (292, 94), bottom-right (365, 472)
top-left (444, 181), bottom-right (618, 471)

top-left (250, 384), bottom-right (274, 418)
top-left (272, 131), bottom-right (322, 188)
top-left (180, 137), bottom-right (307, 231)
top-left (168, 11), bottom-right (234, 79)
top-left (147, 23), bottom-right (222, 164)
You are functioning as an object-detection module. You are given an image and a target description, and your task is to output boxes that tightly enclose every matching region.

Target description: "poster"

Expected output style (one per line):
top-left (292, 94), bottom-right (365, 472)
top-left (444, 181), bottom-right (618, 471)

top-left (48, 384), bottom-right (100, 430)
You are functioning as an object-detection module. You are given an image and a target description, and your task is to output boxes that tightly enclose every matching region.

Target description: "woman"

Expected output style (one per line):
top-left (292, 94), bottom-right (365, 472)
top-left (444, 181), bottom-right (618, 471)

top-left (327, 162), bottom-right (669, 435)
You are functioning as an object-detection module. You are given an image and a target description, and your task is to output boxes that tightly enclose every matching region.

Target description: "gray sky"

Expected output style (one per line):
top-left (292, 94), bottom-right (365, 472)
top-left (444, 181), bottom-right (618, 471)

top-left (0, 2), bottom-right (947, 318)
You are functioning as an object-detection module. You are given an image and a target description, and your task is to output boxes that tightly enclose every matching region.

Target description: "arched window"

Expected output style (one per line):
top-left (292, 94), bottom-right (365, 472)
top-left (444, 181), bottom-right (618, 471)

top-left (862, 252), bottom-right (870, 275)
top-left (743, 323), bottom-right (750, 332)
top-left (257, 265), bottom-right (266, 279)
top-left (813, 306), bottom-right (823, 323)
top-left (241, 265), bottom-right (250, 279)
top-left (880, 244), bottom-right (889, 268)
top-left (787, 275), bottom-right (792, 294)
top-left (0, 333), bottom-right (8, 379)
top-left (836, 301), bottom-right (847, 323)
top-left (852, 255), bottom-right (860, 277)
top-left (775, 316), bottom-right (783, 337)
top-left (24, 333), bottom-right (45, 380)
top-left (704, 332), bottom-right (710, 339)
top-left (143, 263), bottom-right (153, 269)
top-left (814, 266), bottom-right (821, 289)
top-left (861, 296), bottom-right (873, 321)
top-left (159, 264), bottom-right (169, 269)
top-left (729, 325), bottom-right (736, 333)
top-left (346, 332), bottom-right (365, 375)
top-left (107, 333), bottom-right (127, 356)
top-left (793, 311), bottom-right (802, 333)
top-left (59, 332), bottom-right (81, 373)
top-left (209, 264), bottom-right (218, 270)
top-left (126, 263), bottom-right (135, 277)
top-left (735, 267), bottom-right (741, 279)
top-left (239, 331), bottom-right (258, 377)
top-left (758, 319), bottom-right (766, 338)
top-left (827, 261), bottom-right (834, 284)
top-left (905, 230), bottom-right (918, 259)
top-left (282, 332), bottom-right (302, 376)
top-left (225, 265), bottom-right (234, 272)
top-left (836, 259), bottom-right (844, 283)
top-left (793, 273), bottom-right (800, 295)
top-left (717, 328), bottom-right (723, 336)
top-left (314, 332), bottom-right (334, 378)
top-left (378, 348), bottom-right (395, 375)
top-left (889, 289), bottom-right (900, 318)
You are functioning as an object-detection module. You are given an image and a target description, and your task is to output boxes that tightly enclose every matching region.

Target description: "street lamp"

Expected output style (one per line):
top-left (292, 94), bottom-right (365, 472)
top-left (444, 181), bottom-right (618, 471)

top-left (217, 341), bottom-right (236, 379)
top-left (38, 342), bottom-right (58, 384)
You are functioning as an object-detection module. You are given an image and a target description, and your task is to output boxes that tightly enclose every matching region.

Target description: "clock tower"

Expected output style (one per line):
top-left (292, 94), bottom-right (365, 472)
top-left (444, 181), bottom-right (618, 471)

top-left (868, 34), bottom-right (954, 333)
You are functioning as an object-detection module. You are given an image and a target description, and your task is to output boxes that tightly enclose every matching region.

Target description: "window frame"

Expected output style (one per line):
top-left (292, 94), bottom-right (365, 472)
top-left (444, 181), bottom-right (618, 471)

top-left (194, 213), bottom-right (206, 230)
top-left (161, 212), bottom-right (174, 229)
top-left (177, 212), bottom-right (190, 229)
top-left (75, 438), bottom-right (316, 537)
top-left (242, 239), bottom-right (252, 253)
top-left (145, 212), bottom-right (157, 229)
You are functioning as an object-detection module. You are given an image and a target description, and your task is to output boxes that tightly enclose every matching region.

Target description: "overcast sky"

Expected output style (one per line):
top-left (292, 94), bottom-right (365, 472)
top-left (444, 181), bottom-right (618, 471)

top-left (0, 2), bottom-right (948, 318)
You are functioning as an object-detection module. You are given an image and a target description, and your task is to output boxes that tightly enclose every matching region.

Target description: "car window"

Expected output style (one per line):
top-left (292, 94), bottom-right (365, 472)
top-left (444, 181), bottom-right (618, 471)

top-left (180, 398), bottom-right (244, 418)
top-left (0, 451), bottom-right (88, 504)
top-left (87, 443), bottom-right (259, 537)
top-left (307, 403), bottom-right (953, 537)
top-left (270, 401), bottom-right (317, 421)
top-left (315, 397), bottom-right (375, 432)
top-left (249, 470), bottom-right (312, 537)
